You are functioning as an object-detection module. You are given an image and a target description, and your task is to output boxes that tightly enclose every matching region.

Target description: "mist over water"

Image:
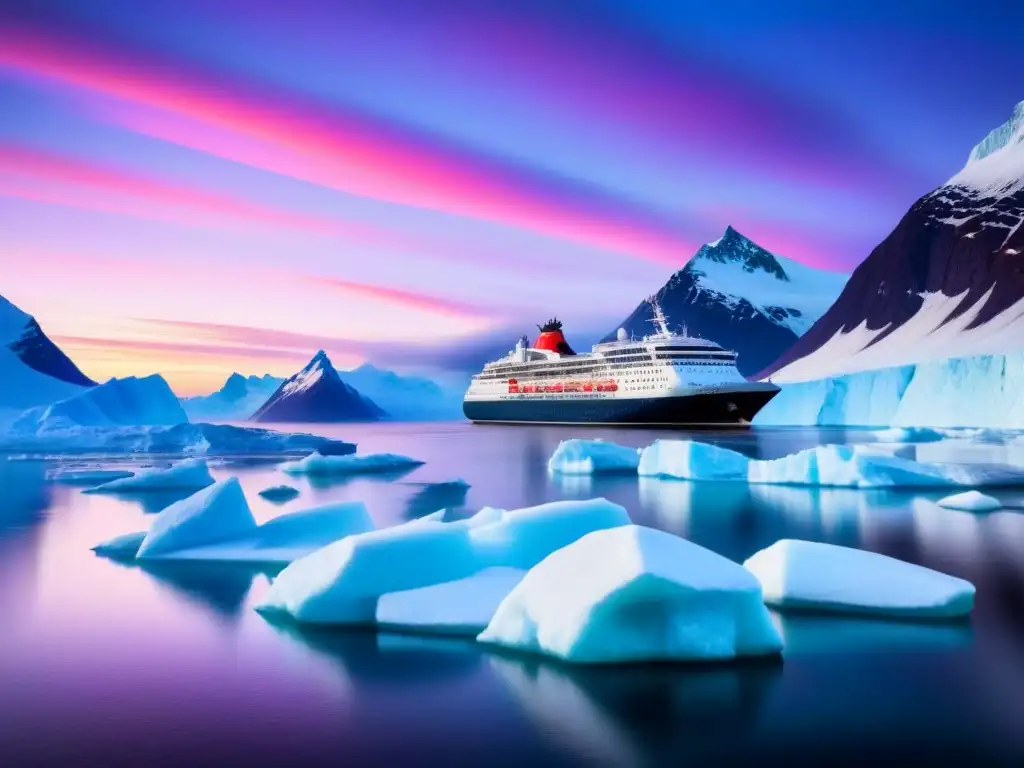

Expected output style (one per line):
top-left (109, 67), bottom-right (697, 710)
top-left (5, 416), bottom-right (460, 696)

top-left (2, 422), bottom-right (1024, 765)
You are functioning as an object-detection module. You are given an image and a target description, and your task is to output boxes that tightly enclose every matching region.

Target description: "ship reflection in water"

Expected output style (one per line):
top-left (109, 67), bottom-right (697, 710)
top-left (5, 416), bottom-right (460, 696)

top-left (1, 423), bottom-right (1024, 764)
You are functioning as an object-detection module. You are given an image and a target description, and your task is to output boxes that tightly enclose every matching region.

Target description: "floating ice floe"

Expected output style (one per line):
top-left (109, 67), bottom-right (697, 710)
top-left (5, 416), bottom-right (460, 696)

top-left (280, 451), bottom-right (423, 476)
top-left (0, 422), bottom-right (356, 457)
top-left (469, 498), bottom-right (632, 570)
top-left (259, 485), bottom-right (300, 502)
top-left (48, 468), bottom-right (135, 485)
top-left (743, 539), bottom-right (975, 618)
top-left (256, 497), bottom-right (631, 625)
top-left (84, 458), bottom-right (215, 494)
top-left (377, 567), bottom-right (527, 636)
top-left (93, 479), bottom-right (374, 565)
top-left (936, 490), bottom-right (1002, 512)
top-left (256, 519), bottom-right (479, 623)
top-left (547, 439), bottom-right (640, 475)
top-left (92, 531), bottom-right (148, 559)
top-left (638, 439), bottom-right (1024, 488)
top-left (478, 525), bottom-right (783, 663)
top-left (638, 439), bottom-right (751, 482)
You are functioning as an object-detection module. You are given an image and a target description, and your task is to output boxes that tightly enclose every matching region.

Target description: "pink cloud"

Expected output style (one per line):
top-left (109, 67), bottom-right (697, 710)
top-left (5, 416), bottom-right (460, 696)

top-left (0, 24), bottom-right (697, 264)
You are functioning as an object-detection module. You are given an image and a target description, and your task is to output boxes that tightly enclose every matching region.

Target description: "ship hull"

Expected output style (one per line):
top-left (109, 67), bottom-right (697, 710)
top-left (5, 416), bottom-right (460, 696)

top-left (463, 388), bottom-right (778, 426)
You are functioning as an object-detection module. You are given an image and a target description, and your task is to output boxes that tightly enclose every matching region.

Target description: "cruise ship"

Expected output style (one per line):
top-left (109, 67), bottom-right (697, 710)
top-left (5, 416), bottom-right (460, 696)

top-left (463, 297), bottom-right (779, 426)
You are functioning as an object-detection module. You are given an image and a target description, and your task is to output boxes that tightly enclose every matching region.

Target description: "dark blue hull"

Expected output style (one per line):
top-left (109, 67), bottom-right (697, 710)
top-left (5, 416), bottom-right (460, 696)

top-left (463, 389), bottom-right (778, 426)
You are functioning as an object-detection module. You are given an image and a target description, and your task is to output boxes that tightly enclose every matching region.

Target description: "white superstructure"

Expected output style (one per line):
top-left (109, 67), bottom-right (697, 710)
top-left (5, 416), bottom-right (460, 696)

top-left (464, 297), bottom-right (754, 404)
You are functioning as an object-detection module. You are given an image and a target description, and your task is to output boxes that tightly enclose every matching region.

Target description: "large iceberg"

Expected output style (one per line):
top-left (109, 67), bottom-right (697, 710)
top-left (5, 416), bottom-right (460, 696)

top-left (743, 539), bottom-right (975, 618)
top-left (376, 567), bottom-right (526, 636)
top-left (94, 480), bottom-right (374, 565)
top-left (478, 525), bottom-right (783, 663)
top-left (638, 439), bottom-right (1024, 488)
top-left (280, 451), bottom-right (423, 476)
top-left (754, 352), bottom-right (1024, 428)
top-left (256, 498), bottom-right (632, 625)
top-left (85, 458), bottom-right (215, 494)
top-left (548, 439), bottom-right (640, 475)
top-left (0, 422), bottom-right (356, 456)
top-left (13, 375), bottom-right (187, 432)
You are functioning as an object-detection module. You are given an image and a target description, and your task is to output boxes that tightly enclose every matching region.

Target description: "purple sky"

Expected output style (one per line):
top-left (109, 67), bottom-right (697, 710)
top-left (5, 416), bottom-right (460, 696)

top-left (0, 0), bottom-right (1020, 393)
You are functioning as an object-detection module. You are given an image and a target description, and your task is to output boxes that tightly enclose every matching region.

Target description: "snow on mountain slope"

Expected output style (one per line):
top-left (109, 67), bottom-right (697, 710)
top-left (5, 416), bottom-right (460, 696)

top-left (0, 295), bottom-right (94, 410)
top-left (251, 351), bottom-right (385, 423)
top-left (182, 373), bottom-right (283, 422)
top-left (605, 226), bottom-right (847, 377)
top-left (764, 102), bottom-right (1024, 384)
top-left (337, 363), bottom-right (463, 420)
top-left (14, 374), bottom-right (188, 432)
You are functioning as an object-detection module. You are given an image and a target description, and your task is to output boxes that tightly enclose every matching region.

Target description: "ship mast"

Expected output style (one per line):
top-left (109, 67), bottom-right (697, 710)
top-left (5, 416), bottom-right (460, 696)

top-left (646, 295), bottom-right (673, 338)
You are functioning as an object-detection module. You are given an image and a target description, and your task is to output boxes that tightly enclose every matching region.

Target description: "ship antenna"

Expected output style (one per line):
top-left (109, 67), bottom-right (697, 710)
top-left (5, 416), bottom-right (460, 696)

top-left (646, 295), bottom-right (672, 338)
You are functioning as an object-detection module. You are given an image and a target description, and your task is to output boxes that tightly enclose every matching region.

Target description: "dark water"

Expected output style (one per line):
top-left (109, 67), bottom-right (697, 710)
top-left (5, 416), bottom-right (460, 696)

top-left (2, 422), bottom-right (1024, 766)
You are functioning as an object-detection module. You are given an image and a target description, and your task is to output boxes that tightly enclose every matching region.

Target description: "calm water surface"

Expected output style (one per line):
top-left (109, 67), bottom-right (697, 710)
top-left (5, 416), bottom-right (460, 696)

top-left (2, 422), bottom-right (1024, 766)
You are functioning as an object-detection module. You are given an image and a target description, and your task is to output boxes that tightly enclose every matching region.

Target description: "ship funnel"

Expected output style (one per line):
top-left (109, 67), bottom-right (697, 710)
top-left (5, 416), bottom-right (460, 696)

top-left (533, 318), bottom-right (576, 355)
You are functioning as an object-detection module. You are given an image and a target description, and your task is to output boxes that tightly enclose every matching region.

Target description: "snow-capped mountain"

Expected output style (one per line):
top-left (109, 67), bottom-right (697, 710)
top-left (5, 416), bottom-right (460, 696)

top-left (604, 226), bottom-right (848, 377)
top-left (1, 294), bottom-right (95, 412)
top-left (251, 351), bottom-right (385, 423)
top-left (182, 373), bottom-right (284, 422)
top-left (14, 374), bottom-right (187, 432)
top-left (337, 363), bottom-right (463, 421)
top-left (763, 101), bottom-right (1024, 383)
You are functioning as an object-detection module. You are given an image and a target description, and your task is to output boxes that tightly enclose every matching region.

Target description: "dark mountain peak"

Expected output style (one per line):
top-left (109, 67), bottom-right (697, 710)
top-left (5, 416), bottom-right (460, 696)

top-left (693, 226), bottom-right (790, 281)
top-left (251, 349), bottom-right (383, 423)
top-left (0, 294), bottom-right (96, 388)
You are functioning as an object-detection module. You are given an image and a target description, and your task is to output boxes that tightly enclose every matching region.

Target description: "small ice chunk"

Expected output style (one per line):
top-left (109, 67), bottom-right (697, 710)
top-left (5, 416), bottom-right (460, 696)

top-left (91, 531), bottom-right (146, 559)
top-left (137, 478), bottom-right (256, 558)
top-left (744, 539), bottom-right (975, 618)
top-left (84, 458), bottom-right (214, 493)
top-left (377, 567), bottom-right (526, 636)
top-left (255, 519), bottom-right (480, 624)
top-left (478, 525), bottom-right (783, 663)
top-left (936, 490), bottom-right (1002, 512)
top-left (280, 451), bottom-right (424, 475)
top-left (638, 439), bottom-right (750, 481)
top-left (259, 485), bottom-right (300, 502)
top-left (50, 468), bottom-right (135, 485)
top-left (548, 439), bottom-right (640, 474)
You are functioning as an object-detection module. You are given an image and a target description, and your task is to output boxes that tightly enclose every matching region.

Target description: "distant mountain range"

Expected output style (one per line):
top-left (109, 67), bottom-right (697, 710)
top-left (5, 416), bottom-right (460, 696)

top-left (337, 363), bottom-right (463, 420)
top-left (251, 351), bottom-right (386, 423)
top-left (761, 100), bottom-right (1024, 382)
top-left (182, 373), bottom-right (284, 422)
top-left (0, 295), bottom-right (95, 412)
top-left (604, 226), bottom-right (848, 377)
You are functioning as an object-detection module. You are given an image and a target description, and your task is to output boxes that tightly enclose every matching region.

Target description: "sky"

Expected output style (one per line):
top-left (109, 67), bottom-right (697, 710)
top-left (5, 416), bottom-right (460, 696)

top-left (0, 0), bottom-right (1021, 395)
